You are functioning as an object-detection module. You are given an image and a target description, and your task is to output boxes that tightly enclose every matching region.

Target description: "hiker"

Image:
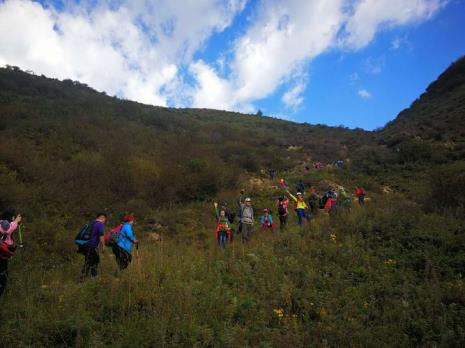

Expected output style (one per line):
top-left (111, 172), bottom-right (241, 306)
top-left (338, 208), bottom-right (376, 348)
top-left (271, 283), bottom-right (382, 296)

top-left (354, 186), bottom-right (366, 205)
top-left (338, 188), bottom-right (352, 210)
top-left (307, 187), bottom-right (319, 216)
top-left (260, 209), bottom-right (274, 231)
top-left (238, 196), bottom-right (254, 243)
top-left (323, 189), bottom-right (338, 217)
top-left (237, 189), bottom-right (245, 235)
top-left (277, 195), bottom-right (290, 230)
top-left (287, 190), bottom-right (309, 226)
top-left (296, 180), bottom-right (305, 194)
top-left (112, 214), bottom-right (138, 271)
top-left (0, 210), bottom-right (21, 297)
top-left (77, 213), bottom-right (106, 278)
top-left (214, 202), bottom-right (231, 248)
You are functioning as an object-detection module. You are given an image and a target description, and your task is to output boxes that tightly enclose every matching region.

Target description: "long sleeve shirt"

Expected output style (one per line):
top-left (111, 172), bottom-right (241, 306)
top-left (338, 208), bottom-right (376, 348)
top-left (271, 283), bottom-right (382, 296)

top-left (0, 220), bottom-right (18, 246)
top-left (117, 223), bottom-right (136, 253)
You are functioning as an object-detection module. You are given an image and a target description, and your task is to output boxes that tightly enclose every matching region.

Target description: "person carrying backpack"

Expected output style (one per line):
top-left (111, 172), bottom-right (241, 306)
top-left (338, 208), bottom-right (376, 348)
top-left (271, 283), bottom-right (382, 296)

top-left (222, 202), bottom-right (236, 240)
top-left (0, 210), bottom-right (21, 297)
top-left (214, 203), bottom-right (231, 248)
top-left (287, 190), bottom-right (308, 226)
top-left (277, 196), bottom-right (289, 230)
top-left (238, 196), bottom-right (254, 243)
top-left (77, 213), bottom-right (107, 278)
top-left (112, 214), bottom-right (138, 271)
top-left (354, 186), bottom-right (366, 205)
top-left (338, 188), bottom-right (352, 210)
top-left (260, 209), bottom-right (274, 231)
top-left (307, 187), bottom-right (319, 216)
top-left (296, 180), bottom-right (305, 194)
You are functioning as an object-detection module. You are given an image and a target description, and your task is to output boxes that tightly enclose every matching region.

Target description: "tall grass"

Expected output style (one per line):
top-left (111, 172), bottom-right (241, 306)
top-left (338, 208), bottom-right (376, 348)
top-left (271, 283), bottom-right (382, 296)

top-left (1, 195), bottom-right (464, 347)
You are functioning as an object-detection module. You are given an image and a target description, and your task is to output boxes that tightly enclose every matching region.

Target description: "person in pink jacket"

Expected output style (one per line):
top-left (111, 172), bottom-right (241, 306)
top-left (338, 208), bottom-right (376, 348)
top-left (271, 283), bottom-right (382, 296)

top-left (0, 211), bottom-right (22, 297)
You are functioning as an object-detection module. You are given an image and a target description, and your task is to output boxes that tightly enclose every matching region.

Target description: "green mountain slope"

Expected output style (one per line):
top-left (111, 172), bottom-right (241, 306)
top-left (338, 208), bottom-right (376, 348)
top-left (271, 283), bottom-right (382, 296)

top-left (0, 65), bottom-right (367, 218)
top-left (0, 62), bottom-right (464, 347)
top-left (378, 56), bottom-right (465, 163)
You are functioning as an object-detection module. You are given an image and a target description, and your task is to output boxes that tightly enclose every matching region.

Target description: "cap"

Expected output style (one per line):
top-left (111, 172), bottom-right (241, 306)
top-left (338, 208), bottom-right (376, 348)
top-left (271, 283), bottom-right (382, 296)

top-left (245, 197), bottom-right (252, 202)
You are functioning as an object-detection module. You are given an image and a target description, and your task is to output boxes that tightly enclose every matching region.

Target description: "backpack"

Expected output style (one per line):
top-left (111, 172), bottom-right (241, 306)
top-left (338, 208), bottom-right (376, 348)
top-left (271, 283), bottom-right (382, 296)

top-left (0, 221), bottom-right (16, 260)
top-left (104, 224), bottom-right (123, 247)
top-left (320, 194), bottom-right (328, 209)
top-left (74, 222), bottom-right (94, 246)
top-left (278, 202), bottom-right (287, 216)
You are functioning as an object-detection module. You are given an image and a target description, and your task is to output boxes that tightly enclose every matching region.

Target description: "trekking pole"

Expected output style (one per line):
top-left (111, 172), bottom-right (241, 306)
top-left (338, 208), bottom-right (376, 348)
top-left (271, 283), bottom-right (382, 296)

top-left (135, 243), bottom-right (142, 280)
top-left (18, 224), bottom-right (24, 248)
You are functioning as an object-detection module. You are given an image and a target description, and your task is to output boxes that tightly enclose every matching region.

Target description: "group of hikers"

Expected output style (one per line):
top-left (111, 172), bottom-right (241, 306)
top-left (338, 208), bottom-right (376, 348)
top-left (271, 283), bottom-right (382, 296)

top-left (213, 180), bottom-right (366, 248)
top-left (0, 179), bottom-right (366, 296)
top-left (74, 213), bottom-right (139, 278)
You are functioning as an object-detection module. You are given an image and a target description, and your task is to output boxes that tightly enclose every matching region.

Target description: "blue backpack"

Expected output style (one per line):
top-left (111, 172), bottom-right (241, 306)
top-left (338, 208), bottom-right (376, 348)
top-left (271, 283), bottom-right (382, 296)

top-left (74, 222), bottom-right (93, 246)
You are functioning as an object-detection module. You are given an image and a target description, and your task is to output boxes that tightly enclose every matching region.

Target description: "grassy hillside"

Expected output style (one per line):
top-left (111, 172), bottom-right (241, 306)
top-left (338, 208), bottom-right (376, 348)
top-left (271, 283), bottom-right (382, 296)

top-left (0, 62), bottom-right (464, 347)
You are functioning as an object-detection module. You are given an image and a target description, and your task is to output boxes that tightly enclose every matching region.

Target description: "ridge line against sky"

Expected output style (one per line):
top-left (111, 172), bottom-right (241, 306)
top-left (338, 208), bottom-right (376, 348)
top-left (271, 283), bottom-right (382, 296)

top-left (0, 0), bottom-right (464, 130)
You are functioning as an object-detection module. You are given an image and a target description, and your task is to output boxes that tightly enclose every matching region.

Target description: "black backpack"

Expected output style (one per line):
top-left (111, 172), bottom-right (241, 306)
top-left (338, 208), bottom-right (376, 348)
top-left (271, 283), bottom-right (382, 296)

top-left (74, 222), bottom-right (93, 246)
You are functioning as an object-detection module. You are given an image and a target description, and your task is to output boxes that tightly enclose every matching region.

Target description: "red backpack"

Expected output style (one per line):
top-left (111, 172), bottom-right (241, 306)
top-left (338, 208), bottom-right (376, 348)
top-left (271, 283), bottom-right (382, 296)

top-left (104, 224), bottom-right (123, 247)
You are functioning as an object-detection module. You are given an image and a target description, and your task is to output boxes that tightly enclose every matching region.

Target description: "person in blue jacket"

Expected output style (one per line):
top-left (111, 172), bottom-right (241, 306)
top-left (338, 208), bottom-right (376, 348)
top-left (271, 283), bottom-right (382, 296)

top-left (260, 209), bottom-right (274, 231)
top-left (113, 214), bottom-right (138, 271)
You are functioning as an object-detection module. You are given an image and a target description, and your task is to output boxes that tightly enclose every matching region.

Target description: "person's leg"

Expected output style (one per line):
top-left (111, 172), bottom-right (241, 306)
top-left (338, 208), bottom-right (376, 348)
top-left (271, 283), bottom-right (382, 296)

top-left (241, 224), bottom-right (247, 242)
top-left (83, 246), bottom-right (92, 276)
top-left (297, 209), bottom-right (303, 225)
top-left (88, 248), bottom-right (99, 277)
top-left (279, 215), bottom-right (284, 230)
top-left (0, 258), bottom-right (9, 297)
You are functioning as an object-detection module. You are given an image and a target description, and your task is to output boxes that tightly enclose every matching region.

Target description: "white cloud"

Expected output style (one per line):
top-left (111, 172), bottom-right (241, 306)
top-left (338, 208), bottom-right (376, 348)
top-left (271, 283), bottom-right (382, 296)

top-left (391, 37), bottom-right (402, 50)
top-left (0, 0), bottom-right (246, 106)
top-left (190, 0), bottom-right (345, 110)
top-left (0, 0), bottom-right (446, 112)
top-left (282, 81), bottom-right (306, 110)
top-left (362, 56), bottom-right (385, 75)
top-left (358, 89), bottom-right (372, 99)
top-left (342, 0), bottom-right (445, 49)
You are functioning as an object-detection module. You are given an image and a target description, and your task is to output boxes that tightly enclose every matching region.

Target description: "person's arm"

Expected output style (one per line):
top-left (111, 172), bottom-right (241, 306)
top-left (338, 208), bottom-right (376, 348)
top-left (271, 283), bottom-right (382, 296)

top-left (269, 215), bottom-right (273, 224)
top-left (214, 202), bottom-right (219, 220)
top-left (288, 191), bottom-right (297, 202)
top-left (128, 225), bottom-right (137, 244)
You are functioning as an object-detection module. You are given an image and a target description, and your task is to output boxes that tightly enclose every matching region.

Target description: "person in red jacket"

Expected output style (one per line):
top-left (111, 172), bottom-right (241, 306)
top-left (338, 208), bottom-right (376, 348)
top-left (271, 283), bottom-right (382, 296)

top-left (354, 186), bottom-right (366, 205)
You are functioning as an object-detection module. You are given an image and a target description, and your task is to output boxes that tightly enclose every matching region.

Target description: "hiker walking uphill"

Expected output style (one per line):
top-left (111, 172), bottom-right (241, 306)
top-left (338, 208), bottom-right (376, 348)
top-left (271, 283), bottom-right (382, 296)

top-left (287, 190), bottom-right (309, 226)
top-left (76, 213), bottom-right (106, 278)
top-left (307, 187), bottom-right (319, 217)
top-left (277, 195), bottom-right (290, 230)
top-left (214, 203), bottom-right (231, 249)
top-left (238, 195), bottom-right (254, 243)
top-left (113, 214), bottom-right (138, 271)
top-left (0, 210), bottom-right (22, 297)
top-left (296, 180), bottom-right (305, 194)
top-left (354, 186), bottom-right (366, 205)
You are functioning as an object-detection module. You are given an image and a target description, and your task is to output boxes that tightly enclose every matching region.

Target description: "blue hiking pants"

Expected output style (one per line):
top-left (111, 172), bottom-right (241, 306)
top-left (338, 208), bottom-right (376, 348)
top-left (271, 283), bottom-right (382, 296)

top-left (296, 208), bottom-right (307, 225)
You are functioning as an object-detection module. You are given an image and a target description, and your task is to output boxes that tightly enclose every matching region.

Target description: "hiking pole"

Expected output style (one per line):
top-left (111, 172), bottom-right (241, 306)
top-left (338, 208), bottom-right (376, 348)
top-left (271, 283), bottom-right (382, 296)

top-left (135, 243), bottom-right (142, 280)
top-left (18, 224), bottom-right (24, 248)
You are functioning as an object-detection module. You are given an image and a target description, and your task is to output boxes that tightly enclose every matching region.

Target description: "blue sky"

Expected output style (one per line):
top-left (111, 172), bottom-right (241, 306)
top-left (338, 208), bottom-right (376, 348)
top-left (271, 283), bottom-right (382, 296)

top-left (0, 0), bottom-right (464, 130)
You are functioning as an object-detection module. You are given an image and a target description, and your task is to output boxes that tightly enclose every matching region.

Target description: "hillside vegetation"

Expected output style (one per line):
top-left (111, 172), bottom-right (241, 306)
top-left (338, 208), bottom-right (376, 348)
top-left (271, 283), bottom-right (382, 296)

top-left (0, 58), bottom-right (464, 347)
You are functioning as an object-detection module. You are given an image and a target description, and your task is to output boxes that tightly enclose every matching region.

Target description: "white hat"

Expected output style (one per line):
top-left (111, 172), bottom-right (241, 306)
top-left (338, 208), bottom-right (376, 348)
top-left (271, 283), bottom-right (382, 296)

top-left (245, 197), bottom-right (252, 202)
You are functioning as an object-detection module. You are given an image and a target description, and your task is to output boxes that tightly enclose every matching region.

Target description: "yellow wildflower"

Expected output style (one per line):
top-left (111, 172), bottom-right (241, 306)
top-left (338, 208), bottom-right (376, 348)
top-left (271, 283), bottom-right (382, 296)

top-left (273, 308), bottom-right (284, 318)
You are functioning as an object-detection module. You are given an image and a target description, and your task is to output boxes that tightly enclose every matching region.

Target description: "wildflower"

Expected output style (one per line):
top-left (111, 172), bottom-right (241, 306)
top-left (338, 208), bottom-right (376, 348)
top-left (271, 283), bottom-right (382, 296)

top-left (384, 259), bottom-right (397, 265)
top-left (273, 308), bottom-right (284, 318)
top-left (329, 233), bottom-right (337, 242)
